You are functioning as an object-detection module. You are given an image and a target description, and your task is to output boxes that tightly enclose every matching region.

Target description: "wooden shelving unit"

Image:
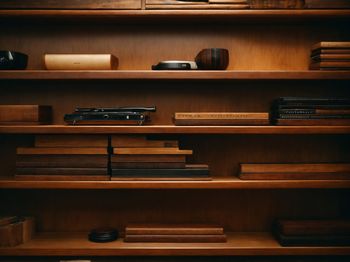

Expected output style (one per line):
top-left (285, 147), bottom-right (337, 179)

top-left (1, 177), bottom-right (350, 189)
top-left (0, 70), bottom-right (349, 80)
top-left (2, 232), bottom-right (350, 257)
top-left (0, 125), bottom-right (349, 134)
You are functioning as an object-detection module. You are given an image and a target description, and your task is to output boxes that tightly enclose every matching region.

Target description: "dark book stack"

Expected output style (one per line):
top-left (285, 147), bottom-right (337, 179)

top-left (271, 97), bottom-right (350, 126)
top-left (274, 220), bottom-right (350, 246)
top-left (15, 135), bottom-right (110, 181)
top-left (239, 163), bottom-right (350, 180)
top-left (111, 135), bottom-right (210, 180)
top-left (304, 0), bottom-right (350, 9)
top-left (0, 216), bottom-right (35, 247)
top-left (310, 42), bottom-right (350, 70)
top-left (124, 224), bottom-right (227, 243)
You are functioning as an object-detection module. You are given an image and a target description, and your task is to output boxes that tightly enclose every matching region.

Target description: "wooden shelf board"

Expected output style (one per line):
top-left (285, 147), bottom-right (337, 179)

top-left (1, 10), bottom-right (350, 23)
top-left (1, 177), bottom-right (350, 189)
top-left (1, 232), bottom-right (349, 256)
top-left (0, 125), bottom-right (349, 135)
top-left (0, 70), bottom-right (350, 80)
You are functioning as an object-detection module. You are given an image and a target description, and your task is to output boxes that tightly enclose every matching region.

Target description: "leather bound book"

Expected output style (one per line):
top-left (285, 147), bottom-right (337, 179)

top-left (17, 147), bottom-right (108, 155)
top-left (113, 148), bottom-right (192, 155)
top-left (111, 162), bottom-right (186, 169)
top-left (239, 172), bottom-right (350, 180)
top-left (111, 135), bottom-right (178, 148)
top-left (305, 0), bottom-right (350, 9)
top-left (124, 234), bottom-right (227, 243)
top-left (311, 42), bottom-right (350, 51)
top-left (16, 155), bottom-right (108, 168)
top-left (311, 54), bottom-right (350, 62)
top-left (276, 220), bottom-right (350, 236)
top-left (276, 119), bottom-right (350, 125)
top-left (111, 154), bottom-right (186, 163)
top-left (275, 232), bottom-right (350, 247)
top-left (240, 163), bottom-right (350, 173)
top-left (126, 224), bottom-right (224, 235)
top-left (44, 54), bottom-right (118, 70)
top-left (310, 61), bottom-right (350, 70)
top-left (0, 105), bottom-right (52, 124)
top-left (15, 175), bottom-right (109, 181)
top-left (16, 167), bottom-right (107, 176)
top-left (35, 135), bottom-right (108, 148)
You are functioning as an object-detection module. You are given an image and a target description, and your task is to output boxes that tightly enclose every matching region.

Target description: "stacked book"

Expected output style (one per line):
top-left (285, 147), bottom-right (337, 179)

top-left (15, 135), bottom-right (109, 181)
top-left (111, 135), bottom-right (210, 180)
top-left (304, 0), bottom-right (350, 9)
top-left (174, 112), bottom-right (270, 126)
top-left (271, 97), bottom-right (350, 126)
top-left (239, 163), bottom-right (350, 180)
top-left (0, 105), bottom-right (51, 125)
top-left (124, 224), bottom-right (227, 243)
top-left (274, 219), bottom-right (350, 246)
top-left (310, 42), bottom-right (350, 70)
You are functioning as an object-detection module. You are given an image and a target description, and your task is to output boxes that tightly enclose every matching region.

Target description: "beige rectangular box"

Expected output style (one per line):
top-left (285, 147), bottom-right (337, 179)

top-left (44, 54), bottom-right (119, 70)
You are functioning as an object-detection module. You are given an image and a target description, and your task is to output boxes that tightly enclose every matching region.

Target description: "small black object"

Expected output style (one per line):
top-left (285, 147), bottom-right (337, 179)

top-left (0, 51), bottom-right (28, 70)
top-left (75, 106), bottom-right (156, 113)
top-left (88, 227), bottom-right (118, 243)
top-left (152, 61), bottom-right (192, 70)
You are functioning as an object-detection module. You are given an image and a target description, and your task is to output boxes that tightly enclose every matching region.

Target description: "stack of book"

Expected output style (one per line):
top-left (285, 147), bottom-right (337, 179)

top-left (111, 135), bottom-right (210, 180)
top-left (310, 42), bottom-right (350, 70)
top-left (274, 219), bottom-right (350, 246)
top-left (0, 105), bottom-right (51, 125)
top-left (15, 135), bottom-right (109, 181)
top-left (271, 97), bottom-right (350, 126)
top-left (0, 216), bottom-right (35, 247)
top-left (239, 163), bottom-right (350, 180)
top-left (124, 224), bottom-right (227, 243)
top-left (174, 112), bottom-right (270, 126)
top-left (304, 0), bottom-right (350, 9)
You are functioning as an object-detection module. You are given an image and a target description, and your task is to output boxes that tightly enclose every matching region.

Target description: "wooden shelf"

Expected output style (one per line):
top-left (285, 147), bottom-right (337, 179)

top-left (1, 10), bottom-right (350, 23)
top-left (0, 70), bottom-right (350, 80)
top-left (0, 125), bottom-right (350, 134)
top-left (1, 232), bottom-right (349, 256)
top-left (1, 177), bottom-right (350, 189)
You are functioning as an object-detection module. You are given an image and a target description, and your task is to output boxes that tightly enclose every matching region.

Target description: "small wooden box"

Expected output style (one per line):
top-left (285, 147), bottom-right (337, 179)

top-left (0, 222), bottom-right (23, 247)
top-left (44, 54), bottom-right (119, 70)
top-left (0, 105), bottom-right (52, 124)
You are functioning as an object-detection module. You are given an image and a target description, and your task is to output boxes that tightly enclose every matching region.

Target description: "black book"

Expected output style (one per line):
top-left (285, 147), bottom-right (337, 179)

top-left (274, 105), bottom-right (350, 110)
top-left (278, 114), bottom-right (350, 119)
top-left (276, 97), bottom-right (350, 105)
top-left (275, 232), bottom-right (350, 247)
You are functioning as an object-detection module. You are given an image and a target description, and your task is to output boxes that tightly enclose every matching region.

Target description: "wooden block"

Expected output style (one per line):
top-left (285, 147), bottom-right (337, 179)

top-left (0, 216), bottom-right (19, 227)
top-left (174, 119), bottom-right (270, 126)
top-left (124, 234), bottom-right (227, 243)
top-left (111, 135), bottom-right (178, 148)
top-left (276, 220), bottom-right (350, 236)
top-left (44, 54), bottom-right (118, 70)
top-left (0, 105), bottom-right (51, 123)
top-left (16, 155), bottom-right (108, 168)
top-left (126, 224), bottom-right (224, 235)
top-left (111, 162), bottom-right (186, 169)
top-left (22, 217), bottom-right (35, 243)
top-left (238, 173), bottom-right (350, 180)
top-left (35, 135), bottom-right (108, 148)
top-left (311, 42), bottom-right (350, 51)
top-left (0, 222), bottom-right (23, 247)
top-left (0, 0), bottom-right (142, 9)
top-left (16, 167), bottom-right (107, 176)
top-left (111, 155), bottom-right (186, 163)
top-left (15, 175), bottom-right (109, 181)
top-left (276, 119), bottom-right (350, 126)
top-left (17, 148), bottom-right (108, 155)
top-left (113, 148), bottom-right (192, 155)
top-left (240, 163), bottom-right (350, 173)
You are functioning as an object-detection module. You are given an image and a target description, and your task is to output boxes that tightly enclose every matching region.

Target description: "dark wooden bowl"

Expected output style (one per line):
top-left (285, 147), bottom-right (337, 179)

top-left (0, 51), bottom-right (28, 70)
top-left (195, 48), bottom-right (229, 70)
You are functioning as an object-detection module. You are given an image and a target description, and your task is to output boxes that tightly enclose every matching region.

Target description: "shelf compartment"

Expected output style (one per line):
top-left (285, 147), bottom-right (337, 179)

top-left (1, 232), bottom-right (349, 256)
top-left (0, 70), bottom-right (350, 80)
top-left (0, 125), bottom-right (349, 134)
top-left (1, 177), bottom-right (350, 189)
top-left (1, 10), bottom-right (350, 23)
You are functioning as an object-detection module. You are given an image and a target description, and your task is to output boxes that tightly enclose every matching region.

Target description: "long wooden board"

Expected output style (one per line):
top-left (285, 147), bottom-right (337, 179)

top-left (111, 135), bottom-right (178, 148)
top-left (111, 155), bottom-right (186, 163)
top-left (126, 224), bottom-right (224, 235)
top-left (17, 148), bottom-right (108, 155)
top-left (111, 162), bottom-right (186, 169)
top-left (16, 167), bottom-right (107, 175)
top-left (124, 234), bottom-right (227, 242)
top-left (239, 173), bottom-right (350, 180)
top-left (15, 175), bottom-right (109, 181)
top-left (35, 135), bottom-right (108, 148)
top-left (240, 163), bottom-right (350, 173)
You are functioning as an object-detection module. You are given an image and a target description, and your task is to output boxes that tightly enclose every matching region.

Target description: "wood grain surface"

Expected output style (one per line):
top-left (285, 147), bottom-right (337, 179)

top-left (17, 148), bottom-right (108, 155)
top-left (35, 135), bottom-right (108, 148)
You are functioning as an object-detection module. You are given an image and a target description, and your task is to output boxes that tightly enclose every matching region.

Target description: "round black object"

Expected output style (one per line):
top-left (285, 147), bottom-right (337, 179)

top-left (0, 51), bottom-right (28, 70)
top-left (88, 227), bottom-right (118, 243)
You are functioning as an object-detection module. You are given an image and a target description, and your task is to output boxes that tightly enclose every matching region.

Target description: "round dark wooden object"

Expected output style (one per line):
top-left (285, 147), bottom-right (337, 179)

top-left (195, 48), bottom-right (229, 70)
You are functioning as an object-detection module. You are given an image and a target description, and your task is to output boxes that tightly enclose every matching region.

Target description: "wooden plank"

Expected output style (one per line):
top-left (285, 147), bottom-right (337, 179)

top-left (111, 162), bottom-right (186, 169)
top-left (111, 155), bottom-right (186, 163)
top-left (35, 135), bottom-right (108, 148)
top-left (146, 4), bottom-right (249, 9)
top-left (239, 173), bottom-right (350, 180)
top-left (126, 224), bottom-right (224, 235)
top-left (113, 148), bottom-right (193, 155)
top-left (16, 167), bottom-right (107, 176)
top-left (111, 135), bottom-right (178, 148)
top-left (240, 163), bottom-right (350, 173)
top-left (0, 0), bottom-right (142, 10)
top-left (124, 234), bottom-right (227, 243)
top-left (15, 175), bottom-right (109, 181)
top-left (16, 148), bottom-right (108, 155)
top-left (0, 232), bottom-right (350, 256)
